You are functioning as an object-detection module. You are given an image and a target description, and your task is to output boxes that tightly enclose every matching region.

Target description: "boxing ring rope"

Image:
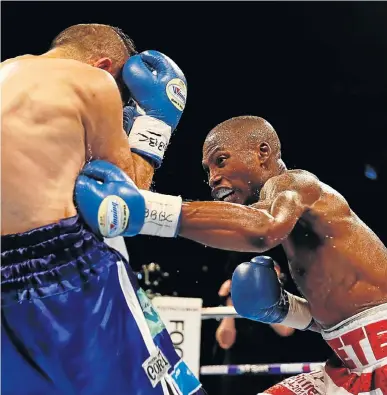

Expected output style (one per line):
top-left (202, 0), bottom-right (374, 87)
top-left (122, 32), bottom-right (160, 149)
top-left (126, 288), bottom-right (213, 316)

top-left (201, 306), bottom-right (241, 320)
top-left (199, 306), bottom-right (325, 376)
top-left (200, 363), bottom-right (325, 376)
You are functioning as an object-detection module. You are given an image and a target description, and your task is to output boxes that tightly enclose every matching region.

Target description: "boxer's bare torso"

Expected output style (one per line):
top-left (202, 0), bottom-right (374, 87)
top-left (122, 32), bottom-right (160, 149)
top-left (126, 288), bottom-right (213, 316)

top-left (180, 169), bottom-right (387, 328)
top-left (259, 170), bottom-right (387, 328)
top-left (2, 56), bottom-right (86, 234)
top-left (1, 55), bottom-right (139, 235)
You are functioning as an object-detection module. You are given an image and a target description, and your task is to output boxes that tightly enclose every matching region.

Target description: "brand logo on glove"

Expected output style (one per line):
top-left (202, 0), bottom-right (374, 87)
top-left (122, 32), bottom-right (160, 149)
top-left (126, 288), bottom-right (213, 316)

top-left (166, 78), bottom-right (187, 111)
top-left (98, 195), bottom-right (129, 238)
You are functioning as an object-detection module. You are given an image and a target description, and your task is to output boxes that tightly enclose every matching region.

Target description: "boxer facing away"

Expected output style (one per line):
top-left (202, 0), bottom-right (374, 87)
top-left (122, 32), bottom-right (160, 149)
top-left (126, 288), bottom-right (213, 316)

top-left (1, 24), bottom-right (205, 395)
top-left (77, 116), bottom-right (387, 395)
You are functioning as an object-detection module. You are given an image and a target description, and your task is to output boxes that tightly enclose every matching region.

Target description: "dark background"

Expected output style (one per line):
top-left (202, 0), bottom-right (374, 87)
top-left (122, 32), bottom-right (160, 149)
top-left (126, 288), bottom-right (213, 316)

top-left (2, 2), bottom-right (387, 394)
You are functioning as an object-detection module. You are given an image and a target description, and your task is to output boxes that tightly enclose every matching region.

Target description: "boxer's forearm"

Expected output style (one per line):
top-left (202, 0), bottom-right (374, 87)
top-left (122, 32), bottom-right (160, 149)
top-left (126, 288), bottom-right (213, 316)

top-left (131, 153), bottom-right (155, 190)
top-left (178, 201), bottom-right (284, 252)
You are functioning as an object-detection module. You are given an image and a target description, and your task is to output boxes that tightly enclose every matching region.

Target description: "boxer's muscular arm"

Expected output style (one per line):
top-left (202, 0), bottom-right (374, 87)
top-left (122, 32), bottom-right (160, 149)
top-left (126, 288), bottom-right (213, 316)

top-left (179, 173), bottom-right (321, 252)
top-left (179, 197), bottom-right (299, 252)
top-left (82, 68), bottom-right (154, 190)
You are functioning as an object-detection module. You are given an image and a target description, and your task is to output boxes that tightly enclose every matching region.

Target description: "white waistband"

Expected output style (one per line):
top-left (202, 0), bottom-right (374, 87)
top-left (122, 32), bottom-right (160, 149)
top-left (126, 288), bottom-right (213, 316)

top-left (322, 303), bottom-right (387, 341)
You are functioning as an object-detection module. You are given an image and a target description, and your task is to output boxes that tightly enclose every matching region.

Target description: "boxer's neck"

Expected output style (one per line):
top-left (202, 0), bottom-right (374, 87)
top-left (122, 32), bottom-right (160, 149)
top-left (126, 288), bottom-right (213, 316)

top-left (41, 48), bottom-right (85, 63)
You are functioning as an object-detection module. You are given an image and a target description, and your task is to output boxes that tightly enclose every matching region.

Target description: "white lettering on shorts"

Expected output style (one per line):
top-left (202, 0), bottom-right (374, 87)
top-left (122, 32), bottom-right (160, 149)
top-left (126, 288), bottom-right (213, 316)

top-left (281, 371), bottom-right (325, 395)
top-left (142, 348), bottom-right (171, 388)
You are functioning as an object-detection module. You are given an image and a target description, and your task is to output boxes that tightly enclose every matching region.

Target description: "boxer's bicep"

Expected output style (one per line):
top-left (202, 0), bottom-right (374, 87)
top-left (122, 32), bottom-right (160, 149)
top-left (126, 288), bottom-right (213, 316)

top-left (248, 190), bottom-right (305, 250)
top-left (269, 190), bottom-right (305, 236)
top-left (83, 70), bottom-right (137, 182)
top-left (179, 175), bottom-right (322, 253)
top-left (261, 179), bottom-right (322, 245)
top-left (257, 173), bottom-right (322, 245)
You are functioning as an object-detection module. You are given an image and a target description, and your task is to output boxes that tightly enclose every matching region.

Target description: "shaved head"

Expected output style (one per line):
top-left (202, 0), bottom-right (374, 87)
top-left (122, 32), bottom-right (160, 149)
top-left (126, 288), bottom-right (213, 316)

top-left (205, 115), bottom-right (281, 158)
top-left (202, 116), bottom-right (286, 205)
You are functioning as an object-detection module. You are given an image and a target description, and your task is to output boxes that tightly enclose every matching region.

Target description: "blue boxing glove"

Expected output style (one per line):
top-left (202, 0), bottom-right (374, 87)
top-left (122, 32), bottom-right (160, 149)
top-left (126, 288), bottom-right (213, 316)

top-left (75, 160), bottom-right (146, 237)
top-left (231, 256), bottom-right (314, 330)
top-left (122, 101), bottom-right (138, 134)
top-left (75, 160), bottom-right (183, 238)
top-left (122, 50), bottom-right (187, 167)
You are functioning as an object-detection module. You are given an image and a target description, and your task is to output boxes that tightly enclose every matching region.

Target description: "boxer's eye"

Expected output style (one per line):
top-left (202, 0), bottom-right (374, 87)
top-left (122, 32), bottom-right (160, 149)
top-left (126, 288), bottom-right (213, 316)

top-left (216, 156), bottom-right (227, 167)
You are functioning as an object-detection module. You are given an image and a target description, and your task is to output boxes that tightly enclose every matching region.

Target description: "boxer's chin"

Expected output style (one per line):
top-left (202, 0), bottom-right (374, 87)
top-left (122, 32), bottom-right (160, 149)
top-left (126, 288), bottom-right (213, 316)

top-left (225, 191), bottom-right (245, 205)
top-left (222, 191), bottom-right (237, 203)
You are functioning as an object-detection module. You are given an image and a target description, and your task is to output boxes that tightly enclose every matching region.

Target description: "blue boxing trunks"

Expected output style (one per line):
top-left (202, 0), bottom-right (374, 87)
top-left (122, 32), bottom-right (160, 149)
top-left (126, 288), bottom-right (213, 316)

top-left (1, 215), bottom-right (204, 395)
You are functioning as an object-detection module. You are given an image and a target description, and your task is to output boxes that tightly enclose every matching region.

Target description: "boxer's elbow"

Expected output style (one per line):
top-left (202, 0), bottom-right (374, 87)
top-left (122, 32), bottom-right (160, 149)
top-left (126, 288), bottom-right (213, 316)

top-left (248, 217), bottom-right (291, 252)
top-left (248, 235), bottom-right (273, 252)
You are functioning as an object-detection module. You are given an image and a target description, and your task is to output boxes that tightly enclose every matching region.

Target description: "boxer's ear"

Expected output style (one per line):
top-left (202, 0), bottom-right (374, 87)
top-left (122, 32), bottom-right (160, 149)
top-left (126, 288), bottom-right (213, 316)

top-left (93, 57), bottom-right (113, 73)
top-left (257, 142), bottom-right (271, 165)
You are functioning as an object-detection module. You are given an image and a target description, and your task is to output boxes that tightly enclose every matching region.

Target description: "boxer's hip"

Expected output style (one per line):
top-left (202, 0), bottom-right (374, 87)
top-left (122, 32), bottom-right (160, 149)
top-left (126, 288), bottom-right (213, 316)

top-left (318, 303), bottom-right (387, 394)
top-left (1, 215), bottom-right (125, 305)
top-left (1, 215), bottom-right (203, 395)
top-left (263, 304), bottom-right (387, 395)
top-left (321, 303), bottom-right (387, 372)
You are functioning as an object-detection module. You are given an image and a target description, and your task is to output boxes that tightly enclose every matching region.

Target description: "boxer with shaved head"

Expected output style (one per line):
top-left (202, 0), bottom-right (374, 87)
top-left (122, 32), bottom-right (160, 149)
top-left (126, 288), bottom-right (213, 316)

top-left (77, 115), bottom-right (387, 395)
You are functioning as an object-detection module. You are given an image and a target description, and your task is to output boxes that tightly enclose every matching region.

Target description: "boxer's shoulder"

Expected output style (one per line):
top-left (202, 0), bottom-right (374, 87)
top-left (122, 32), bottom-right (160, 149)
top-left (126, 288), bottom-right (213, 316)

top-left (44, 59), bottom-right (117, 93)
top-left (260, 169), bottom-right (321, 205)
top-left (69, 64), bottom-right (121, 106)
top-left (0, 55), bottom-right (35, 68)
top-left (73, 62), bottom-right (116, 86)
top-left (1, 56), bottom-right (117, 98)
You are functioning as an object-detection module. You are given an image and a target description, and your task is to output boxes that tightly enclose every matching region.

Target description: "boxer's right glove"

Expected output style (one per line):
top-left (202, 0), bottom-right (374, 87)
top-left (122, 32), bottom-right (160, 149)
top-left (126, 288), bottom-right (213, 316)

top-left (75, 160), bottom-right (182, 238)
top-left (122, 50), bottom-right (187, 168)
top-left (231, 256), bottom-right (314, 330)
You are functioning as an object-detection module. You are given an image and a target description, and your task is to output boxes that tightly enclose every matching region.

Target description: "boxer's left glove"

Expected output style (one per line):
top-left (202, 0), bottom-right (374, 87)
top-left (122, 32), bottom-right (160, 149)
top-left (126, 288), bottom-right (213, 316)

top-left (75, 160), bottom-right (182, 238)
top-left (231, 256), bottom-right (314, 330)
top-left (122, 50), bottom-right (187, 168)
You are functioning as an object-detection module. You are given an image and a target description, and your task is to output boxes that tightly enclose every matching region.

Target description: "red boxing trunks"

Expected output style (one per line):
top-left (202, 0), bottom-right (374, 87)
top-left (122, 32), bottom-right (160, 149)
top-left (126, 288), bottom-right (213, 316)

top-left (260, 303), bottom-right (387, 395)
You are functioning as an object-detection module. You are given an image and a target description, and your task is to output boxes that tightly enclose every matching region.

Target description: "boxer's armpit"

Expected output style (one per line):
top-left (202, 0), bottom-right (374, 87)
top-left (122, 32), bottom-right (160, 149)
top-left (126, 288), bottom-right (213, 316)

top-left (179, 197), bottom-right (303, 253)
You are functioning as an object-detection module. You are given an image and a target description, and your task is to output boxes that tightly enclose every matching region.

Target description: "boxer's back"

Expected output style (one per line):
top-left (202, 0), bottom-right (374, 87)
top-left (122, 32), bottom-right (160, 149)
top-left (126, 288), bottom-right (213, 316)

top-left (279, 171), bottom-right (387, 327)
top-left (1, 56), bottom-right (88, 234)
